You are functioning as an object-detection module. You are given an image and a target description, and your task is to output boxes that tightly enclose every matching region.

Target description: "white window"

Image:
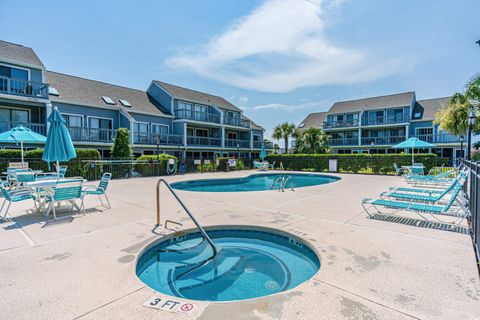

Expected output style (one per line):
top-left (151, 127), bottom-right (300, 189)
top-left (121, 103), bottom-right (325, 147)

top-left (101, 96), bottom-right (116, 105)
top-left (152, 124), bottom-right (169, 135)
top-left (62, 114), bottom-right (83, 127)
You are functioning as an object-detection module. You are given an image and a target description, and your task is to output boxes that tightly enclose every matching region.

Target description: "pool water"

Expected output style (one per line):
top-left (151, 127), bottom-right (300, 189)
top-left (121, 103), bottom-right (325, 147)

top-left (171, 173), bottom-right (339, 192)
top-left (136, 229), bottom-right (320, 301)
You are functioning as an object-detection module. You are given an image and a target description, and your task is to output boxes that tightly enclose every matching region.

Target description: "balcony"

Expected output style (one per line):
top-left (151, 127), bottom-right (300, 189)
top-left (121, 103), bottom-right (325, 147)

top-left (327, 137), bottom-right (359, 146)
top-left (225, 139), bottom-right (250, 148)
top-left (0, 76), bottom-right (49, 99)
top-left (0, 121), bottom-right (46, 136)
top-left (187, 136), bottom-right (221, 147)
top-left (362, 114), bottom-right (410, 126)
top-left (175, 110), bottom-right (221, 124)
top-left (361, 136), bottom-right (406, 145)
top-left (323, 119), bottom-right (359, 129)
top-left (67, 126), bottom-right (116, 143)
top-left (224, 117), bottom-right (250, 128)
top-left (134, 132), bottom-right (183, 145)
top-left (413, 133), bottom-right (460, 144)
top-left (253, 141), bottom-right (273, 148)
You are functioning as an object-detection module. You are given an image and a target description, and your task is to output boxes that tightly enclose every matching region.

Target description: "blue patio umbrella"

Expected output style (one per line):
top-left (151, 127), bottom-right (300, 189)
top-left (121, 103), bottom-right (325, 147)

top-left (392, 137), bottom-right (435, 164)
top-left (42, 107), bottom-right (77, 176)
top-left (260, 142), bottom-right (267, 161)
top-left (0, 125), bottom-right (46, 166)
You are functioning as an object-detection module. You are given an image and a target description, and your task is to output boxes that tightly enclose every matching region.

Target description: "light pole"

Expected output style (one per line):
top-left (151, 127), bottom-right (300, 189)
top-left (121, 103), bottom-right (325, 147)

top-left (370, 140), bottom-right (375, 154)
top-left (460, 135), bottom-right (464, 159)
top-left (236, 143), bottom-right (240, 159)
top-left (467, 104), bottom-right (477, 160)
top-left (156, 136), bottom-right (160, 157)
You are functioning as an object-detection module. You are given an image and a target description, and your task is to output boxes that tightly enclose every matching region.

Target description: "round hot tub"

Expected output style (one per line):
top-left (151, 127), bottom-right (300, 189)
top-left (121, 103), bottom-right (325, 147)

top-left (136, 228), bottom-right (320, 301)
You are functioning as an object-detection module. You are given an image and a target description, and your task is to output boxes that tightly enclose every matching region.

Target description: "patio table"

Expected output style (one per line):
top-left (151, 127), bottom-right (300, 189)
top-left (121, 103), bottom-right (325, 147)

top-left (25, 178), bottom-right (86, 217)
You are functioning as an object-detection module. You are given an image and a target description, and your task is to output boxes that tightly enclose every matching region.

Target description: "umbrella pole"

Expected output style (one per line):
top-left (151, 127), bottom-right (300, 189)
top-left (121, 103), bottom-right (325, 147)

top-left (412, 146), bottom-right (414, 165)
top-left (21, 141), bottom-right (24, 168)
top-left (56, 160), bottom-right (60, 179)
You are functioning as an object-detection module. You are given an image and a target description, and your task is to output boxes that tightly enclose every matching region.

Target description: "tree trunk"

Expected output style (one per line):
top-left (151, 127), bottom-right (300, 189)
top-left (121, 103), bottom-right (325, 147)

top-left (284, 136), bottom-right (289, 154)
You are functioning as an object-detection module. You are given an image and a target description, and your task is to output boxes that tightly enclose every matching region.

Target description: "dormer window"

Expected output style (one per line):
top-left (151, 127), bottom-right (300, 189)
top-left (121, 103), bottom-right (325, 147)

top-left (414, 112), bottom-right (421, 118)
top-left (48, 86), bottom-right (59, 96)
top-left (102, 96), bottom-right (116, 105)
top-left (119, 99), bottom-right (132, 107)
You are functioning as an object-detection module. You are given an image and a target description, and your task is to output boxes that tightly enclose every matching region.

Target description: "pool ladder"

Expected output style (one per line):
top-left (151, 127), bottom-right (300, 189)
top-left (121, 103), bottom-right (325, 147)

top-left (155, 179), bottom-right (218, 257)
top-left (271, 175), bottom-right (295, 192)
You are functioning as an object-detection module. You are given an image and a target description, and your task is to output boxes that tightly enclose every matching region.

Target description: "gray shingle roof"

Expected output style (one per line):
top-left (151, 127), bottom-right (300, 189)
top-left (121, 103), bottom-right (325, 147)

top-left (329, 92), bottom-right (415, 114)
top-left (46, 71), bottom-right (171, 117)
top-left (299, 112), bottom-right (327, 129)
top-left (0, 40), bottom-right (44, 68)
top-left (154, 81), bottom-right (241, 112)
top-left (413, 97), bottom-right (450, 121)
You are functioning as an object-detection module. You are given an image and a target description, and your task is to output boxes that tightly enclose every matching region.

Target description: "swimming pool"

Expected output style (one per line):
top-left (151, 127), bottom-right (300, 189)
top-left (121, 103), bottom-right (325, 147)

top-left (171, 173), bottom-right (339, 192)
top-left (136, 228), bottom-right (320, 301)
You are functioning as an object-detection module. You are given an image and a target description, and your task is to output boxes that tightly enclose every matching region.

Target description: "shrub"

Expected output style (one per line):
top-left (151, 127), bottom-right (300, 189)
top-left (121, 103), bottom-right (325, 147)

top-left (0, 148), bottom-right (101, 177)
top-left (135, 154), bottom-right (177, 176)
top-left (266, 153), bottom-right (449, 175)
top-left (111, 128), bottom-right (132, 159)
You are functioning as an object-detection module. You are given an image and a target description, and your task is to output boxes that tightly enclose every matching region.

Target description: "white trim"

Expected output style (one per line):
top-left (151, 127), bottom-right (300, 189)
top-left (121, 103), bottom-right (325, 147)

top-left (87, 116), bottom-right (114, 129)
top-left (151, 123), bottom-right (169, 135)
top-left (60, 112), bottom-right (84, 127)
top-left (0, 62), bottom-right (31, 81)
top-left (414, 126), bottom-right (433, 135)
top-left (133, 120), bottom-right (150, 133)
top-left (0, 58), bottom-right (44, 72)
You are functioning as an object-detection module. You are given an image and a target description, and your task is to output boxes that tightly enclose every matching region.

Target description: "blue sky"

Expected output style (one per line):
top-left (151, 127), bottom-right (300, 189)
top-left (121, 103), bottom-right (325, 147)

top-left (1, 0), bottom-right (479, 140)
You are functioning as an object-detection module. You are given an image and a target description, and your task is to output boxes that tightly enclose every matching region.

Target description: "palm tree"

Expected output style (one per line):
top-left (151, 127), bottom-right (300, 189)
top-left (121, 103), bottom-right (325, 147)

top-left (294, 127), bottom-right (328, 154)
top-left (272, 123), bottom-right (296, 153)
top-left (435, 75), bottom-right (480, 135)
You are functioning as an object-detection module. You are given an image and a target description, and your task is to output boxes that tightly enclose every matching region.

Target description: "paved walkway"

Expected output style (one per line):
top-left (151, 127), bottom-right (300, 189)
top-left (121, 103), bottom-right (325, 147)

top-left (0, 171), bottom-right (479, 320)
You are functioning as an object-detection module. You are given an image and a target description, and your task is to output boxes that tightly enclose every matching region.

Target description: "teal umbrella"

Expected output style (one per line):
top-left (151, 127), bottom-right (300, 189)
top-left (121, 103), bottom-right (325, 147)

top-left (392, 137), bottom-right (435, 164)
top-left (42, 107), bottom-right (77, 176)
top-left (260, 142), bottom-right (267, 161)
top-left (0, 125), bottom-right (46, 166)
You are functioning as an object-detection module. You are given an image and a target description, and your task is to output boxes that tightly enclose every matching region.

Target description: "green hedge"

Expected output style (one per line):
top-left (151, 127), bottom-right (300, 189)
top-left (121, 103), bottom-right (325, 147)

top-left (0, 148), bottom-right (101, 176)
top-left (135, 154), bottom-right (177, 176)
top-left (265, 154), bottom-right (449, 174)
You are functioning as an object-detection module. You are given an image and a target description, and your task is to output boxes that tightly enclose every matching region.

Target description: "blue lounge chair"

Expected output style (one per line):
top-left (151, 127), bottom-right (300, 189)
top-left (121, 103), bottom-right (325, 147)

top-left (362, 178), bottom-right (469, 226)
top-left (0, 184), bottom-right (35, 222)
top-left (83, 173), bottom-right (111, 209)
top-left (393, 163), bottom-right (405, 176)
top-left (381, 171), bottom-right (467, 203)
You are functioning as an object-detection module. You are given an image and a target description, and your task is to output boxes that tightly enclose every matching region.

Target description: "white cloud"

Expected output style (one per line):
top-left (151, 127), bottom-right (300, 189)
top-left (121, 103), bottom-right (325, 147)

top-left (166, 0), bottom-right (414, 93)
top-left (238, 95), bottom-right (249, 103)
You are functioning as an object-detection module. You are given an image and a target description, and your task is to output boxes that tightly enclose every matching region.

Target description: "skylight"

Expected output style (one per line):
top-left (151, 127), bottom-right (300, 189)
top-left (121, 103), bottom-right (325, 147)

top-left (48, 87), bottom-right (59, 96)
top-left (119, 99), bottom-right (132, 107)
top-left (298, 123), bottom-right (305, 128)
top-left (102, 96), bottom-right (116, 105)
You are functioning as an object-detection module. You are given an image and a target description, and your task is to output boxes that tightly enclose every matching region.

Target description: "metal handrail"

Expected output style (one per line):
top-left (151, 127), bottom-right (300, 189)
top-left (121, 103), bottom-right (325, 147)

top-left (156, 178), bottom-right (218, 257)
top-left (271, 176), bottom-right (283, 190)
top-left (283, 176), bottom-right (295, 191)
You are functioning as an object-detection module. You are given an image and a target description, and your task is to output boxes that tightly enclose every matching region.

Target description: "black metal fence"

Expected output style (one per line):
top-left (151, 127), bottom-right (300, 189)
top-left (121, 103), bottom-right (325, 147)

top-left (461, 159), bottom-right (480, 263)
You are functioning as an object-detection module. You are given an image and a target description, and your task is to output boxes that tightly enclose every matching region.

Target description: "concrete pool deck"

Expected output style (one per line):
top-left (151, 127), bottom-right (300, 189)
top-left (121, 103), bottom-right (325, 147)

top-left (0, 171), bottom-right (479, 319)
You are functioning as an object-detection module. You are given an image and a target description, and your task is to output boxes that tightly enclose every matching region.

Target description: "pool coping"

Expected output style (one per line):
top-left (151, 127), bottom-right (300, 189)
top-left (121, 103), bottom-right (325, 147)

top-left (132, 224), bottom-right (323, 304)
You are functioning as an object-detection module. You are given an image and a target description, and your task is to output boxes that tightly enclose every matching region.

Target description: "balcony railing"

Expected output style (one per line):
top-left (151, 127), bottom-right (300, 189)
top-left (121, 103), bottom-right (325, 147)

top-left (361, 136), bottom-right (406, 145)
top-left (67, 126), bottom-right (116, 143)
top-left (253, 141), bottom-right (274, 148)
top-left (225, 139), bottom-right (250, 148)
top-left (224, 117), bottom-right (250, 128)
top-left (323, 119), bottom-right (359, 129)
top-left (0, 121), bottom-right (46, 136)
top-left (134, 132), bottom-right (183, 145)
top-left (362, 114), bottom-right (410, 126)
top-left (413, 133), bottom-right (460, 143)
top-left (0, 76), bottom-right (49, 99)
top-left (187, 136), bottom-right (222, 147)
top-left (327, 137), bottom-right (359, 146)
top-left (175, 110), bottom-right (221, 124)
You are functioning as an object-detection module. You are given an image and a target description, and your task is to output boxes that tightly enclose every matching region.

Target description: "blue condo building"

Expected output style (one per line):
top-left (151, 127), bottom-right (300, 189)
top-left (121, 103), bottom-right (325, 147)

top-left (299, 92), bottom-right (464, 162)
top-left (0, 40), bottom-right (270, 159)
